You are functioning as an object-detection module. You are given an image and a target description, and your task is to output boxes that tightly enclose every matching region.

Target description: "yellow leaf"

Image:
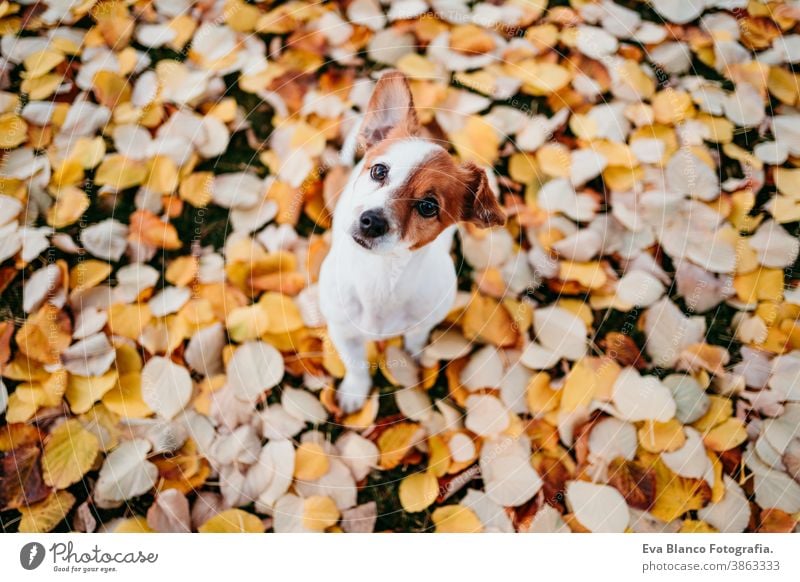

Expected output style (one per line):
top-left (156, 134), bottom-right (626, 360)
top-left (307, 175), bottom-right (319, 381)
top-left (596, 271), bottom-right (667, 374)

top-left (734, 268), bottom-right (784, 303)
top-left (95, 154), bottom-right (147, 190)
top-left (378, 422), bottom-right (420, 470)
top-left (47, 186), bottom-right (90, 228)
top-left (4, 388), bottom-right (44, 423)
top-left (679, 519), bottom-right (718, 533)
top-left (20, 74), bottom-right (61, 100)
top-left (704, 418), bottom-right (748, 452)
top-left (508, 152), bottom-right (538, 185)
top-left (199, 509), bottom-right (265, 533)
top-left (259, 292), bottom-right (304, 335)
top-left (569, 113), bottom-right (598, 140)
top-left (107, 303), bottom-right (152, 340)
top-left (526, 372), bottom-right (560, 415)
top-left (638, 419), bottom-right (687, 453)
top-left (559, 261), bottom-right (607, 290)
top-left (652, 90), bottom-right (694, 125)
top-left (102, 373), bottom-right (153, 418)
top-left (560, 358), bottom-right (620, 411)
top-left (294, 443), bottom-right (330, 481)
top-left (23, 49), bottom-right (64, 78)
top-left (71, 136), bottom-right (106, 169)
top-left (42, 419), bottom-right (100, 489)
top-left (515, 60), bottom-right (571, 96)
top-left (165, 256), bottom-right (198, 287)
top-left (179, 172), bottom-right (214, 207)
top-left (145, 156), bottom-right (179, 195)
top-left (65, 370), bottom-right (119, 414)
top-left (51, 159), bottom-right (84, 188)
top-left (399, 471), bottom-right (439, 513)
top-left (692, 395), bottom-right (732, 432)
top-left (226, 304), bottom-right (271, 342)
top-left (16, 304), bottom-right (71, 365)
top-left (302, 496), bottom-right (340, 531)
top-left (536, 143), bottom-right (571, 178)
top-left (18, 490), bottom-right (75, 533)
top-left (768, 66), bottom-right (800, 106)
top-left (450, 116), bottom-right (499, 166)
top-left (462, 293), bottom-right (518, 347)
top-left (432, 505), bottom-right (483, 533)
top-left (113, 515), bottom-right (155, 533)
top-left (0, 113), bottom-right (27, 148)
top-left (427, 434), bottom-right (451, 478)
top-left (645, 454), bottom-right (711, 522)
top-left (343, 392), bottom-right (380, 429)
top-left (92, 70), bottom-right (130, 108)
top-left (69, 259), bottom-right (112, 291)
top-left (775, 167), bottom-right (800, 198)
top-left (396, 53), bottom-right (439, 80)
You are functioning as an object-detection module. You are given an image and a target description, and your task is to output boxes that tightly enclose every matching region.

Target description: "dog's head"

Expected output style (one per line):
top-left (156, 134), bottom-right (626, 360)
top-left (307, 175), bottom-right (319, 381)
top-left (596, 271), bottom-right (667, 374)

top-left (344, 71), bottom-right (505, 253)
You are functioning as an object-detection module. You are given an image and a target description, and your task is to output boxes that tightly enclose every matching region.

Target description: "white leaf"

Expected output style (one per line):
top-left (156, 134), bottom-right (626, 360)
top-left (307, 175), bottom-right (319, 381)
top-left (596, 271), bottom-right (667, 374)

top-left (395, 387), bottom-right (432, 422)
top-left (653, 0), bottom-right (706, 25)
top-left (697, 476), bottom-right (750, 533)
top-left (337, 432), bottom-right (379, 482)
top-left (23, 263), bottom-right (60, 313)
top-left (479, 437), bottom-right (542, 507)
top-left (260, 404), bottom-right (305, 440)
top-left (588, 417), bottom-right (638, 463)
top-left (80, 219), bottom-right (128, 261)
top-left (616, 270), bottom-right (665, 308)
top-left (295, 458), bottom-right (357, 510)
top-left (462, 489), bottom-right (514, 532)
top-left (254, 439), bottom-right (296, 511)
top-left (661, 428), bottom-right (713, 484)
top-left (141, 356), bottom-right (192, 420)
top-left (748, 220), bottom-right (800, 269)
top-left (282, 387), bottom-right (328, 425)
top-left (465, 394), bottom-right (510, 437)
top-left (460, 345), bottom-right (503, 391)
top-left (567, 480), bottom-right (630, 533)
top-left (185, 323), bottom-right (226, 377)
top-left (611, 368), bottom-right (676, 422)
top-left (576, 26), bottom-right (618, 60)
top-left (0, 378), bottom-right (7, 415)
top-left (148, 286), bottom-right (191, 317)
top-left (61, 333), bottom-right (116, 377)
top-left (533, 306), bottom-right (587, 361)
top-left (227, 341), bottom-right (284, 403)
top-left (95, 439), bottom-right (158, 503)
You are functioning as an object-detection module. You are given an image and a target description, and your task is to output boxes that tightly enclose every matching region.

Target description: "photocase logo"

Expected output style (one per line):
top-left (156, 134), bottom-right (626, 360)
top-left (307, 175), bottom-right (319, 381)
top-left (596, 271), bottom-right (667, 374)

top-left (20, 542), bottom-right (46, 570)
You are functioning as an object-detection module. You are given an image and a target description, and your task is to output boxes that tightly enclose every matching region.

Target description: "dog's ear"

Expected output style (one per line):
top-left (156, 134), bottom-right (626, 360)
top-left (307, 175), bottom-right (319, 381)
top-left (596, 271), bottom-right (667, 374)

top-left (459, 162), bottom-right (505, 228)
top-left (358, 71), bottom-right (419, 150)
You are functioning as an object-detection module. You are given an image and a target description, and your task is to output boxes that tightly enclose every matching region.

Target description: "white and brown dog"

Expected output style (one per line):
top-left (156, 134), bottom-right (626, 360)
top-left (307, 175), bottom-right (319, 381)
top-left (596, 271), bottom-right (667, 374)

top-left (319, 71), bottom-right (505, 412)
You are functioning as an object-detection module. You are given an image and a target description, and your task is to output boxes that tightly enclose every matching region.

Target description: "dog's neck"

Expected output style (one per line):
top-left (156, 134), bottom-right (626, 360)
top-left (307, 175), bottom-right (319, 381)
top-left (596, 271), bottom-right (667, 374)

top-left (346, 234), bottom-right (432, 291)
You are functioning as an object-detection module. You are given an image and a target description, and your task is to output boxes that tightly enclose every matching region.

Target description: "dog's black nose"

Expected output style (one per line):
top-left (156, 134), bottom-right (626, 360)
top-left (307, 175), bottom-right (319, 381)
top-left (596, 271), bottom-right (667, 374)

top-left (358, 209), bottom-right (389, 238)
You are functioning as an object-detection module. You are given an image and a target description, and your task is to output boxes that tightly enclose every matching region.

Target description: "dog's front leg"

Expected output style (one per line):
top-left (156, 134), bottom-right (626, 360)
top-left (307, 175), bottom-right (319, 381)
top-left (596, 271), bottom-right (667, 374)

top-left (327, 322), bottom-right (371, 413)
top-left (404, 322), bottom-right (438, 361)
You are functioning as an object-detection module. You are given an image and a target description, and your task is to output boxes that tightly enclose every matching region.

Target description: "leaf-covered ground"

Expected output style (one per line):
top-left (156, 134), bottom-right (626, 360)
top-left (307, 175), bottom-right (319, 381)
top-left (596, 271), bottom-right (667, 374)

top-left (1, 0), bottom-right (800, 533)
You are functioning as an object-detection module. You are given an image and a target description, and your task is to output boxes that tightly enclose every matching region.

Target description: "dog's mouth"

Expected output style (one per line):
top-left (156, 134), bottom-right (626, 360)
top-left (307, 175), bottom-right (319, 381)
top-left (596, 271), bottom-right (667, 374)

top-left (351, 233), bottom-right (373, 250)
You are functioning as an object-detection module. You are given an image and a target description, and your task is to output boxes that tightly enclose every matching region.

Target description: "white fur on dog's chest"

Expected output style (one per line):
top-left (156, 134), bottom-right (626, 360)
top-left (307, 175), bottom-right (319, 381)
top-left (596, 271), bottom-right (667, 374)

top-left (319, 228), bottom-right (457, 340)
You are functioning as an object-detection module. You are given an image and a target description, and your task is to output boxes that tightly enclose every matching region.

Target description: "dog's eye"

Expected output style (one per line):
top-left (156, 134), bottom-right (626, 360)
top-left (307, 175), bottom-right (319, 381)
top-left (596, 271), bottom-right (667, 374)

top-left (370, 163), bottom-right (388, 182)
top-left (416, 196), bottom-right (439, 218)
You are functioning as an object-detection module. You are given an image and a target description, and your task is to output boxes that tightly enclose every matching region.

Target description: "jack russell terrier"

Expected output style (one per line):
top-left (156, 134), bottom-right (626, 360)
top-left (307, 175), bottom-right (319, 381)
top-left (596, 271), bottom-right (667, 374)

top-left (319, 71), bottom-right (505, 413)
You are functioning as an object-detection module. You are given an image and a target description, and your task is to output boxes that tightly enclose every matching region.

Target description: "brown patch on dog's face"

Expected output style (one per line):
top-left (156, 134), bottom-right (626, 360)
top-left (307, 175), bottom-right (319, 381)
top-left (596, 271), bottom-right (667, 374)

top-left (386, 150), bottom-right (506, 250)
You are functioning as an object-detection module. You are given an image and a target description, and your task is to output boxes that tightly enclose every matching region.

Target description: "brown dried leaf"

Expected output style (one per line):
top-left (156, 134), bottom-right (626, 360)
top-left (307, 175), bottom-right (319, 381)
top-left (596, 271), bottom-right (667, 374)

top-left (0, 444), bottom-right (51, 510)
top-left (607, 457), bottom-right (656, 511)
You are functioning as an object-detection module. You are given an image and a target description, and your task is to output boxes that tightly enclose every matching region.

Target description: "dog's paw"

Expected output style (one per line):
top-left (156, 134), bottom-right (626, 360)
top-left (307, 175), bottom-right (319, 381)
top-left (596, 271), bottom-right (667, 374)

top-left (337, 375), bottom-right (370, 414)
top-left (403, 333), bottom-right (428, 362)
